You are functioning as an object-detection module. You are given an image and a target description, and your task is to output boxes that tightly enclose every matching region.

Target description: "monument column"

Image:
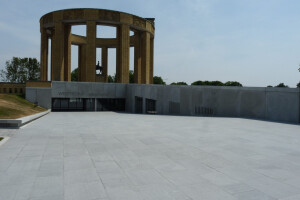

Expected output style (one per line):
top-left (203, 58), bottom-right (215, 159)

top-left (40, 28), bottom-right (48, 81)
top-left (64, 25), bottom-right (71, 81)
top-left (78, 45), bottom-right (86, 82)
top-left (141, 32), bottom-right (150, 84)
top-left (85, 21), bottom-right (96, 82)
top-left (116, 24), bottom-right (130, 83)
top-left (134, 32), bottom-right (142, 84)
top-left (78, 45), bottom-right (81, 81)
top-left (149, 37), bottom-right (154, 84)
top-left (50, 35), bottom-right (54, 81)
top-left (102, 47), bottom-right (108, 82)
top-left (52, 22), bottom-right (65, 81)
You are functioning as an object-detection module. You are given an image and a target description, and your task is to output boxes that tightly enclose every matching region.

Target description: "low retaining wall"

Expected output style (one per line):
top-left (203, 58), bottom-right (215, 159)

top-left (0, 110), bottom-right (50, 128)
top-left (0, 82), bottom-right (25, 94)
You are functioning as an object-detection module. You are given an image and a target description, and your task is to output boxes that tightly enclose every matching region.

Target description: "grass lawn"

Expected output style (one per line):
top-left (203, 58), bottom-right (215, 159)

top-left (0, 94), bottom-right (47, 119)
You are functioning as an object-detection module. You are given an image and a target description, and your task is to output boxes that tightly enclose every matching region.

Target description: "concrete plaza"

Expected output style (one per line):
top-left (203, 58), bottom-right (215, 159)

top-left (0, 112), bottom-right (300, 200)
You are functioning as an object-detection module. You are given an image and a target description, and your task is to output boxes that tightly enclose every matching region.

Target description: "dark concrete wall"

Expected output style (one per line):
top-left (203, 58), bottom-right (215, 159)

top-left (126, 84), bottom-right (300, 123)
top-left (26, 87), bottom-right (52, 109)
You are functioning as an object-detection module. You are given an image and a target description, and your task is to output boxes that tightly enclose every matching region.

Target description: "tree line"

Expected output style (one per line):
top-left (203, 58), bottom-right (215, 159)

top-left (0, 57), bottom-right (40, 83)
top-left (1, 57), bottom-right (300, 88)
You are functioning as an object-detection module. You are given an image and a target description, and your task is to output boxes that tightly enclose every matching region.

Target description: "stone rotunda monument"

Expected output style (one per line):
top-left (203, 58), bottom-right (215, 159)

top-left (39, 8), bottom-right (155, 84)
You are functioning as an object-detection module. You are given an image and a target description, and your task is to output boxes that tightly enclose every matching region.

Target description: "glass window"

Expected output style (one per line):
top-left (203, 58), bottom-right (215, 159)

top-left (146, 99), bottom-right (156, 113)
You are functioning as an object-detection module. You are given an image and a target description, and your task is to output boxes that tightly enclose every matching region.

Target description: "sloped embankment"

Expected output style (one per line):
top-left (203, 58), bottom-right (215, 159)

top-left (0, 94), bottom-right (47, 119)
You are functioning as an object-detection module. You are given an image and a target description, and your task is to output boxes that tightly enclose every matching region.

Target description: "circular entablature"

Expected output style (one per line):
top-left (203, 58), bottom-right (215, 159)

top-left (40, 8), bottom-right (155, 36)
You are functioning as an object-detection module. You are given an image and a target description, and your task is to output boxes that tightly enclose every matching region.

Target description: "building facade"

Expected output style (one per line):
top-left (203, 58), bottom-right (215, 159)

top-left (26, 81), bottom-right (300, 124)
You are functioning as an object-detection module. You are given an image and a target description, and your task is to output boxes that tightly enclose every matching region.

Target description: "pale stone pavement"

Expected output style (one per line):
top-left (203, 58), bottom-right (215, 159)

top-left (1, 112), bottom-right (300, 200)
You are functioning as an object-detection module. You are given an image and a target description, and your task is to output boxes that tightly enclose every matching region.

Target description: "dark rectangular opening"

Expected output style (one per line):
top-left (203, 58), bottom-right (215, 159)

top-left (52, 98), bottom-right (125, 112)
top-left (96, 98), bottom-right (125, 111)
top-left (52, 98), bottom-right (93, 111)
top-left (135, 96), bottom-right (143, 113)
top-left (84, 98), bottom-right (95, 111)
top-left (146, 98), bottom-right (156, 114)
top-left (195, 106), bottom-right (214, 116)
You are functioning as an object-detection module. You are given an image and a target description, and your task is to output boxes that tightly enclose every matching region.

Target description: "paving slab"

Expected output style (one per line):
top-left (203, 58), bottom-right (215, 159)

top-left (0, 112), bottom-right (300, 200)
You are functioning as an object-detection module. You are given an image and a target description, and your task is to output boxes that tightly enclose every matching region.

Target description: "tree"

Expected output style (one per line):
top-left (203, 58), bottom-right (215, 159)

top-left (208, 81), bottom-right (224, 86)
top-left (191, 80), bottom-right (243, 87)
top-left (191, 80), bottom-right (205, 86)
top-left (0, 57), bottom-right (40, 83)
top-left (71, 68), bottom-right (78, 81)
top-left (153, 76), bottom-right (166, 85)
top-left (170, 82), bottom-right (187, 85)
top-left (224, 81), bottom-right (242, 87)
top-left (108, 74), bottom-right (116, 83)
top-left (267, 85), bottom-right (273, 87)
top-left (191, 80), bottom-right (223, 86)
top-left (297, 82), bottom-right (300, 88)
top-left (275, 83), bottom-right (288, 88)
top-left (129, 70), bottom-right (134, 83)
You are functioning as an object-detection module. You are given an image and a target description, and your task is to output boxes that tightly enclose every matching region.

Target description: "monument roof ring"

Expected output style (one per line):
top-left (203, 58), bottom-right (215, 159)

top-left (40, 8), bottom-right (155, 36)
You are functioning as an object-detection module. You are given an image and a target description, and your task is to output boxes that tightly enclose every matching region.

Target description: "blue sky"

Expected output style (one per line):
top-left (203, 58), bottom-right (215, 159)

top-left (1, 0), bottom-right (300, 87)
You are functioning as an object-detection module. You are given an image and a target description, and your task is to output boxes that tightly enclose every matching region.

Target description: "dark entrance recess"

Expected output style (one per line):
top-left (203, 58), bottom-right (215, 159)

top-left (52, 98), bottom-right (125, 112)
top-left (96, 98), bottom-right (125, 111)
top-left (135, 96), bottom-right (143, 113)
top-left (52, 98), bottom-right (94, 111)
top-left (146, 98), bottom-right (156, 114)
